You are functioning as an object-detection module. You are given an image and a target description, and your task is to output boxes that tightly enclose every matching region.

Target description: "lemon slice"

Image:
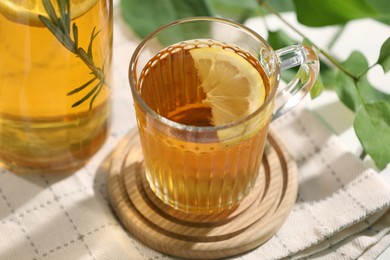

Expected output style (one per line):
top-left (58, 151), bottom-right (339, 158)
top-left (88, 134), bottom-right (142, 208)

top-left (0, 0), bottom-right (97, 26)
top-left (190, 47), bottom-right (266, 127)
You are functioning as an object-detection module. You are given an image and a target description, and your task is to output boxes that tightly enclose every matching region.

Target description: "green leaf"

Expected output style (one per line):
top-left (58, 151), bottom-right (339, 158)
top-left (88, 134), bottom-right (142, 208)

top-left (267, 29), bottom-right (298, 50)
top-left (334, 50), bottom-right (390, 111)
top-left (206, 0), bottom-right (260, 23)
top-left (72, 23), bottom-right (79, 49)
top-left (334, 72), bottom-right (361, 112)
top-left (89, 82), bottom-right (104, 110)
top-left (267, 0), bottom-right (295, 13)
top-left (333, 51), bottom-right (367, 112)
top-left (57, 0), bottom-right (70, 34)
top-left (42, 0), bottom-right (59, 24)
top-left (120, 0), bottom-right (212, 39)
top-left (71, 81), bottom-right (101, 108)
top-left (368, 0), bottom-right (390, 24)
top-left (301, 37), bottom-right (336, 93)
top-left (310, 78), bottom-right (324, 99)
top-left (357, 76), bottom-right (390, 103)
top-left (301, 37), bottom-right (325, 98)
top-left (377, 37), bottom-right (390, 73)
top-left (88, 27), bottom-right (99, 59)
top-left (67, 77), bottom-right (97, 95)
top-left (293, 0), bottom-right (385, 27)
top-left (340, 50), bottom-right (368, 76)
top-left (319, 62), bottom-right (338, 90)
top-left (77, 48), bottom-right (94, 67)
top-left (354, 101), bottom-right (390, 169)
top-left (267, 32), bottom-right (325, 100)
top-left (267, 29), bottom-right (300, 83)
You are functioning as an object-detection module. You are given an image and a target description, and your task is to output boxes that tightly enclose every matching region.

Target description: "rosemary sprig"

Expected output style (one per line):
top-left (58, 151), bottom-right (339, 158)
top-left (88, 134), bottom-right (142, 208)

top-left (38, 0), bottom-right (106, 109)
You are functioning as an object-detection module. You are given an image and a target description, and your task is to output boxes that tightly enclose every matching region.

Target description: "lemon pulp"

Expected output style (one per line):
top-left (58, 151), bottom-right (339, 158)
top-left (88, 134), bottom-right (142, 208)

top-left (189, 47), bottom-right (266, 127)
top-left (0, 0), bottom-right (97, 26)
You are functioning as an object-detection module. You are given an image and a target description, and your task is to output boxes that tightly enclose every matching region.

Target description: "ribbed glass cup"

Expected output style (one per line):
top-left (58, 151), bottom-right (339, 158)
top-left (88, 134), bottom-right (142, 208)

top-left (129, 17), bottom-right (319, 213)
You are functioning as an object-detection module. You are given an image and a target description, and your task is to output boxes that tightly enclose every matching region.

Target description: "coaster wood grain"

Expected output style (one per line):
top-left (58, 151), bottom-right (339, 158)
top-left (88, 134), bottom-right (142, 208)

top-left (107, 128), bottom-right (298, 259)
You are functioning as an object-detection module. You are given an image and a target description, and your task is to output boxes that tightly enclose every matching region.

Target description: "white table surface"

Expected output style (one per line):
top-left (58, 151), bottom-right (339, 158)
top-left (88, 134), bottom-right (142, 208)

top-left (112, 0), bottom-right (390, 257)
top-left (0, 1), bottom-right (380, 259)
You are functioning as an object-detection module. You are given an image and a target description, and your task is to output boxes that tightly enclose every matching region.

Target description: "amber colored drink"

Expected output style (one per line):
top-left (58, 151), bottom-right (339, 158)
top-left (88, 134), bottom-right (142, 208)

top-left (0, 1), bottom-right (112, 173)
top-left (135, 40), bottom-right (272, 213)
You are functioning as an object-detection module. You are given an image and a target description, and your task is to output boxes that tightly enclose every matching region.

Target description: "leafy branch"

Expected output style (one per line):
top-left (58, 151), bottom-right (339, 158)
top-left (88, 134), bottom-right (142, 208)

top-left (257, 0), bottom-right (390, 169)
top-left (119, 0), bottom-right (390, 169)
top-left (38, 0), bottom-right (106, 109)
top-left (258, 1), bottom-right (360, 82)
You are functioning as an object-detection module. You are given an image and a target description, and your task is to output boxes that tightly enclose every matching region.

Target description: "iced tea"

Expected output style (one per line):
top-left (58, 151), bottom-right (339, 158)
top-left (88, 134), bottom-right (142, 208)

top-left (134, 40), bottom-right (272, 213)
top-left (131, 17), bottom-right (319, 214)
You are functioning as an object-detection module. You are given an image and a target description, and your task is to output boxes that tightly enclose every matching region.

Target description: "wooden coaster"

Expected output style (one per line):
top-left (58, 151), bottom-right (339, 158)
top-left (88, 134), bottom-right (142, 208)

top-left (107, 128), bottom-right (298, 259)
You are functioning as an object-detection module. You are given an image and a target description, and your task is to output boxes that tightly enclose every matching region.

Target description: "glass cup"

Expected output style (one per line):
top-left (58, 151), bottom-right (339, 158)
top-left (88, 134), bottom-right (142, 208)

top-left (129, 17), bottom-right (319, 213)
top-left (0, 0), bottom-right (113, 173)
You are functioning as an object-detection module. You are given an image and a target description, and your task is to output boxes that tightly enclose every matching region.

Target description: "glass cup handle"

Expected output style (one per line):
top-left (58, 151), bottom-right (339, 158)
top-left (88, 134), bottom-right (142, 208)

top-left (273, 44), bottom-right (319, 119)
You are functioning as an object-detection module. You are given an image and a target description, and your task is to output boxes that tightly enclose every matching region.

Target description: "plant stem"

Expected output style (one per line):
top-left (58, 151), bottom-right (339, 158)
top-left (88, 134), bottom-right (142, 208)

top-left (258, 0), bottom-right (359, 82)
top-left (39, 0), bottom-right (106, 109)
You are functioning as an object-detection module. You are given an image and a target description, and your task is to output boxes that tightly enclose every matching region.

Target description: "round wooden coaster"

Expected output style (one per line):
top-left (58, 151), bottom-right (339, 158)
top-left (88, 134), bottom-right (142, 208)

top-left (107, 128), bottom-right (298, 259)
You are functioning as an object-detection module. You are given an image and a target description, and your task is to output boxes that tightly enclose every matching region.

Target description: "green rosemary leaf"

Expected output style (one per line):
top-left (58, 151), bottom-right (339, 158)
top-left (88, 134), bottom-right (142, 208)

top-left (71, 81), bottom-right (100, 107)
top-left (55, 0), bottom-right (70, 37)
top-left (73, 23), bottom-right (79, 49)
top-left (64, 0), bottom-right (72, 34)
top-left (42, 0), bottom-right (59, 24)
top-left (57, 19), bottom-right (66, 35)
top-left (88, 28), bottom-right (100, 59)
top-left (57, 0), bottom-right (64, 10)
top-left (77, 48), bottom-right (94, 68)
top-left (57, 0), bottom-right (66, 19)
top-left (89, 82), bottom-right (104, 110)
top-left (66, 0), bottom-right (70, 13)
top-left (87, 28), bottom-right (96, 58)
top-left (57, 0), bottom-right (70, 34)
top-left (39, 15), bottom-right (75, 52)
top-left (67, 77), bottom-right (97, 95)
